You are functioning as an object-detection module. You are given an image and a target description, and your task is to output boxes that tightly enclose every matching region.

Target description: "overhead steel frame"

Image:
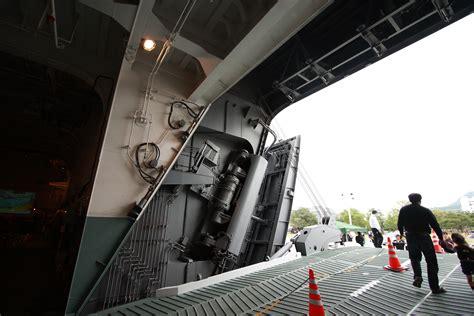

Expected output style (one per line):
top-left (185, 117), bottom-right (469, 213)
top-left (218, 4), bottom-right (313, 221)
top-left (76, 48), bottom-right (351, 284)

top-left (274, 0), bottom-right (449, 101)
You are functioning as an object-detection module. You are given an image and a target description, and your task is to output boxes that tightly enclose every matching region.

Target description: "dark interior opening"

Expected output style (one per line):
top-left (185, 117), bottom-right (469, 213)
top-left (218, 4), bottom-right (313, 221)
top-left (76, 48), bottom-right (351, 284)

top-left (0, 52), bottom-right (111, 315)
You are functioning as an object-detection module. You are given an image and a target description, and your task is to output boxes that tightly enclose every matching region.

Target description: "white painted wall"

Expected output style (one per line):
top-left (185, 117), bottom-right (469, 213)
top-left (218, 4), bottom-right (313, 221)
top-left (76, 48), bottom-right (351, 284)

top-left (85, 0), bottom-right (333, 217)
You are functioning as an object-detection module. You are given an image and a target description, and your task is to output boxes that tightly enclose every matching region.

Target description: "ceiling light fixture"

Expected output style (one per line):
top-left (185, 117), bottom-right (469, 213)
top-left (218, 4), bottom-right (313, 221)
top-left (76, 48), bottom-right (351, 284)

top-left (143, 39), bottom-right (156, 52)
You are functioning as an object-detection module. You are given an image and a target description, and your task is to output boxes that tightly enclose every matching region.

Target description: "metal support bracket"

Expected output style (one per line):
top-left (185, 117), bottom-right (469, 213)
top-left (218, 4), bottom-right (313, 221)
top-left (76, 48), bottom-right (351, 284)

top-left (36, 0), bottom-right (79, 49)
top-left (357, 24), bottom-right (387, 57)
top-left (273, 81), bottom-right (300, 102)
top-left (307, 60), bottom-right (335, 85)
top-left (431, 0), bottom-right (454, 23)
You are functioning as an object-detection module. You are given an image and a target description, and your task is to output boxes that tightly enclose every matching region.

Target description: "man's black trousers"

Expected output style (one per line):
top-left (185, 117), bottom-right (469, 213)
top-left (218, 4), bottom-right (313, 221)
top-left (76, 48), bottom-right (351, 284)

top-left (371, 228), bottom-right (383, 248)
top-left (406, 232), bottom-right (440, 291)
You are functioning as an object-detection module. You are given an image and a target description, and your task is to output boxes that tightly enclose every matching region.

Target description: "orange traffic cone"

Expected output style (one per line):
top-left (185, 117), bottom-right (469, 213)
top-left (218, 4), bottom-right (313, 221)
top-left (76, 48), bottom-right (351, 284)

top-left (384, 237), bottom-right (408, 272)
top-left (431, 231), bottom-right (444, 254)
top-left (308, 268), bottom-right (325, 316)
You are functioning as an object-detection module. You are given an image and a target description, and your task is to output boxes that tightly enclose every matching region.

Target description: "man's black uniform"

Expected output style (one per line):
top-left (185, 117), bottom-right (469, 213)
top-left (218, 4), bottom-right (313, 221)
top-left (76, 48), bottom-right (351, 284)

top-left (398, 200), bottom-right (443, 292)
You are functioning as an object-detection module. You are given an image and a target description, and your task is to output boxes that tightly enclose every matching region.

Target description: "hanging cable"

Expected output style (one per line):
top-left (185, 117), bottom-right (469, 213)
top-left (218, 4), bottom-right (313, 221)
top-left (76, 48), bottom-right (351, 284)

top-left (127, 0), bottom-right (197, 157)
top-left (167, 100), bottom-right (200, 129)
top-left (127, 0), bottom-right (197, 181)
top-left (134, 143), bottom-right (161, 184)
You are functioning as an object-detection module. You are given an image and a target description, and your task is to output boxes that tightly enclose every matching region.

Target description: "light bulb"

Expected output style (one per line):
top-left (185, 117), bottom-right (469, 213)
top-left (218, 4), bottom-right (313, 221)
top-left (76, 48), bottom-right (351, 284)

top-left (143, 39), bottom-right (156, 52)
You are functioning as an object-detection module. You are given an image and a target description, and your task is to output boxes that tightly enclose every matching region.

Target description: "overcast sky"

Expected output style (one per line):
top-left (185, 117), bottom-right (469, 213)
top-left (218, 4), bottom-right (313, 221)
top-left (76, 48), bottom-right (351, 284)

top-left (272, 14), bottom-right (474, 214)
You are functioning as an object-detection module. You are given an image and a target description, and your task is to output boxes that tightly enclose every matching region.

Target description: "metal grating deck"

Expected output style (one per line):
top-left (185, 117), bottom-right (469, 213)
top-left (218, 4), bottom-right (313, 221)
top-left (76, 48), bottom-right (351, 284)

top-left (94, 247), bottom-right (474, 315)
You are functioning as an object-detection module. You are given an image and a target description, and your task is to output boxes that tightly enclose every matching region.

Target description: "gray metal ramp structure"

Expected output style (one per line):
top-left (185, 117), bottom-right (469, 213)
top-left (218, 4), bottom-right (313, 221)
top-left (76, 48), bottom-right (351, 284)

top-left (94, 247), bottom-right (474, 315)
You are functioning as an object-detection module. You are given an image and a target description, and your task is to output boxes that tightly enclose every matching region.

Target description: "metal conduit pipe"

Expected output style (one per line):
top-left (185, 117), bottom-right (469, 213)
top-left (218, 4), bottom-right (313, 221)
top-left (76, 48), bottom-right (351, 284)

top-left (49, 0), bottom-right (60, 48)
top-left (249, 118), bottom-right (277, 154)
top-left (142, 0), bottom-right (197, 116)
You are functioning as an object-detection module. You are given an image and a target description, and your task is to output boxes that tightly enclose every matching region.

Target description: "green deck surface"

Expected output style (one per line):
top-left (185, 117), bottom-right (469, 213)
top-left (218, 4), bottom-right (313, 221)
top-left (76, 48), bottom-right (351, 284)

top-left (94, 247), bottom-right (473, 315)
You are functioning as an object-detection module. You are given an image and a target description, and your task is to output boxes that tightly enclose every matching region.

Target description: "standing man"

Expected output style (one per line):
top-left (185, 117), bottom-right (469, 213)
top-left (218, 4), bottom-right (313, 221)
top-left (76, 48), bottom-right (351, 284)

top-left (369, 210), bottom-right (383, 248)
top-left (398, 193), bottom-right (446, 294)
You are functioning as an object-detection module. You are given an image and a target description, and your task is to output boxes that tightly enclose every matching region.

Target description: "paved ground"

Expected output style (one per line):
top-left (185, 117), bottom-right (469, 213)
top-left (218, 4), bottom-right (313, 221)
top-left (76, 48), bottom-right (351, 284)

top-left (95, 247), bottom-right (473, 315)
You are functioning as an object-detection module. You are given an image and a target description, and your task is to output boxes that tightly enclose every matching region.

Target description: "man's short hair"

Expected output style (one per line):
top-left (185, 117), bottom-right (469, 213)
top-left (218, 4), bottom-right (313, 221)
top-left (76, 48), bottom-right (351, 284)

top-left (371, 210), bottom-right (377, 214)
top-left (408, 193), bottom-right (422, 204)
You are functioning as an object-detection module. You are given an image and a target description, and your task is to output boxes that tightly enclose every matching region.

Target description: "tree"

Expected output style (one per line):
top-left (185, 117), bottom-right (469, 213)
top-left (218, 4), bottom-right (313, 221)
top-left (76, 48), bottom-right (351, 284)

top-left (381, 201), bottom-right (408, 232)
top-left (432, 210), bottom-right (474, 231)
top-left (382, 206), bottom-right (474, 232)
top-left (290, 207), bottom-right (318, 229)
top-left (337, 208), bottom-right (368, 228)
top-left (383, 209), bottom-right (400, 231)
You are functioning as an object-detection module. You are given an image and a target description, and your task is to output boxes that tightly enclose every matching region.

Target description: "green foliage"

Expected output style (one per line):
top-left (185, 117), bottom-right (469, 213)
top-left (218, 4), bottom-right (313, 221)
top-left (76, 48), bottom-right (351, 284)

top-left (295, 204), bottom-right (474, 233)
top-left (383, 209), bottom-right (400, 231)
top-left (383, 206), bottom-right (473, 232)
top-left (290, 207), bottom-right (318, 229)
top-left (432, 210), bottom-right (474, 231)
top-left (337, 208), bottom-right (368, 228)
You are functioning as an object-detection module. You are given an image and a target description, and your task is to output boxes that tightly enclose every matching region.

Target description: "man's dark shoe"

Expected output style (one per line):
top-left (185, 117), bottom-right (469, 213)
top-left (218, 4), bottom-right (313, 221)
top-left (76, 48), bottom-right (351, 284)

top-left (412, 277), bottom-right (423, 288)
top-left (431, 287), bottom-right (447, 294)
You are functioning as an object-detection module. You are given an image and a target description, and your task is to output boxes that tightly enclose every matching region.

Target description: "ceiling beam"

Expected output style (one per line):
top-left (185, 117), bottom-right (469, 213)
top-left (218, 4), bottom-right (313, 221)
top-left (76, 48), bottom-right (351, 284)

top-left (189, 0), bottom-right (334, 105)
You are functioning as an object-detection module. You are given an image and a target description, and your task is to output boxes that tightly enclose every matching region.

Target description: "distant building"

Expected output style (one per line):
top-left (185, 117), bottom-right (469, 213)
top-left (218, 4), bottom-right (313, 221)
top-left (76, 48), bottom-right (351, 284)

top-left (437, 192), bottom-right (474, 212)
top-left (460, 194), bottom-right (474, 212)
